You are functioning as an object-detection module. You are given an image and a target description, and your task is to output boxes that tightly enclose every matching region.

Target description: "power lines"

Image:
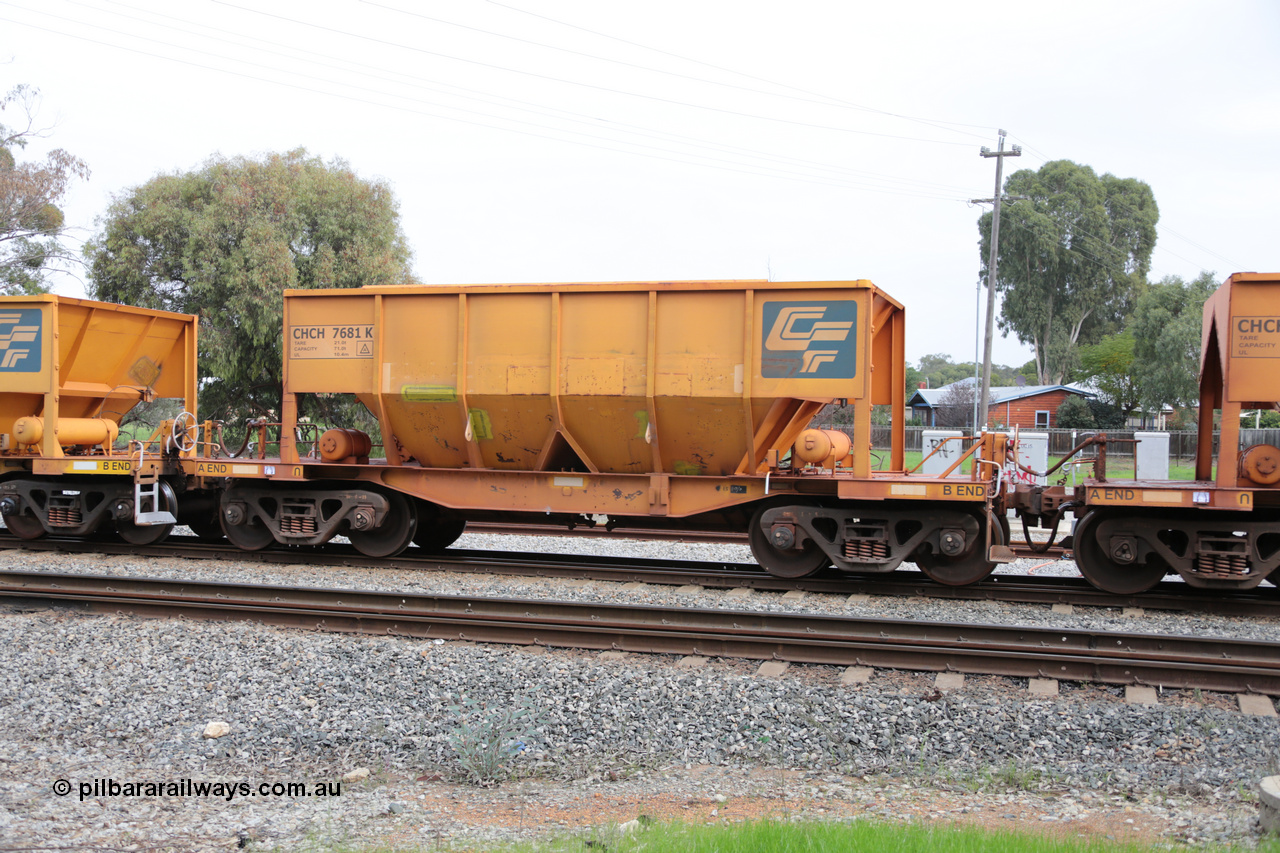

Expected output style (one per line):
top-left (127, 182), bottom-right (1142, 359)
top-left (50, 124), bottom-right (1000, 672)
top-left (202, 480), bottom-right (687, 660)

top-left (0, 0), bottom-right (1251, 281)
top-left (0, 0), bottom-right (987, 202)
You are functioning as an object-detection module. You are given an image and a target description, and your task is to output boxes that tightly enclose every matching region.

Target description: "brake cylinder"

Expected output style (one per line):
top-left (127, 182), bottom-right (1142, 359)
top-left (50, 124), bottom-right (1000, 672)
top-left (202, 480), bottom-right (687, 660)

top-left (794, 428), bottom-right (852, 466)
top-left (318, 428), bottom-right (373, 462)
top-left (1240, 444), bottom-right (1280, 486)
top-left (12, 416), bottom-right (119, 447)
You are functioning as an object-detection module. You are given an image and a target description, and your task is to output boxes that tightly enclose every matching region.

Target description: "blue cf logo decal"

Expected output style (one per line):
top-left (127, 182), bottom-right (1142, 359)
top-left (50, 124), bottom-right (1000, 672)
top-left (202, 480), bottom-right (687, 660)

top-left (761, 301), bottom-right (857, 378)
top-left (0, 309), bottom-right (41, 372)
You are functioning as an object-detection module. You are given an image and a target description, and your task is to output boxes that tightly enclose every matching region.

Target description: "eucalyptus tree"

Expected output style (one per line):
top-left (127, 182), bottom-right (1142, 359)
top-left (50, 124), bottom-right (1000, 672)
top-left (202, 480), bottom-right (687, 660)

top-left (1077, 331), bottom-right (1140, 419)
top-left (86, 149), bottom-right (415, 424)
top-left (977, 160), bottom-right (1158, 385)
top-left (1130, 272), bottom-right (1218, 412)
top-left (0, 85), bottom-right (90, 294)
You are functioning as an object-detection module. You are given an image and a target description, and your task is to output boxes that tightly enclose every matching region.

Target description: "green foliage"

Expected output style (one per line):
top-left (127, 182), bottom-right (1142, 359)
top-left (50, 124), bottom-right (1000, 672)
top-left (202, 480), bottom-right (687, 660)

top-left (447, 696), bottom-right (539, 786)
top-left (1086, 399), bottom-right (1126, 430)
top-left (85, 149), bottom-right (414, 424)
top-left (1077, 331), bottom-right (1139, 417)
top-left (912, 353), bottom-right (1030, 394)
top-left (1055, 395), bottom-right (1095, 429)
top-left (904, 364), bottom-right (923, 400)
top-left (1130, 272), bottom-right (1217, 412)
top-left (917, 352), bottom-right (975, 388)
top-left (1242, 410), bottom-right (1280, 429)
top-left (0, 85), bottom-right (90, 295)
top-left (1168, 406), bottom-right (1198, 431)
top-left (978, 160), bottom-right (1158, 385)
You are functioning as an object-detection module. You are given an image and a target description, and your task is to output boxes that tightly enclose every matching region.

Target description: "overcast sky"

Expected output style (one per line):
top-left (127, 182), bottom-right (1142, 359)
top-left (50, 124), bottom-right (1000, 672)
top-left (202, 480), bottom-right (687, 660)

top-left (3, 0), bottom-right (1277, 369)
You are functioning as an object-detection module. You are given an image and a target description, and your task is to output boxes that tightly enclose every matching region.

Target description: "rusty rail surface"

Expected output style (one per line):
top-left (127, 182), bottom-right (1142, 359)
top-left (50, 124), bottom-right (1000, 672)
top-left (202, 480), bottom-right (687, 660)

top-left (1, 532), bottom-right (1277, 617)
top-left (2, 570), bottom-right (1279, 693)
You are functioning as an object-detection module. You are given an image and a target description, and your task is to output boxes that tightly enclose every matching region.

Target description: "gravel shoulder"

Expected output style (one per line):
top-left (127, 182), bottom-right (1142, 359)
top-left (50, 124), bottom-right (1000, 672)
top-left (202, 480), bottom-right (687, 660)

top-left (1, 535), bottom-right (1278, 850)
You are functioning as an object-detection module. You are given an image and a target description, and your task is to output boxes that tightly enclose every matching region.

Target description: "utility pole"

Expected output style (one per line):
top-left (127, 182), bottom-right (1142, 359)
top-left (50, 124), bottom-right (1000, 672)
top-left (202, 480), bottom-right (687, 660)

top-left (975, 130), bottom-right (1020, 433)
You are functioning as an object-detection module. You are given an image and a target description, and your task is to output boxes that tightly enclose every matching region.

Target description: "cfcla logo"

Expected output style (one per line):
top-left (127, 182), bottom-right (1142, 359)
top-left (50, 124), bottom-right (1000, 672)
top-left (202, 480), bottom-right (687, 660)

top-left (0, 310), bottom-right (41, 372)
top-left (761, 301), bottom-right (857, 379)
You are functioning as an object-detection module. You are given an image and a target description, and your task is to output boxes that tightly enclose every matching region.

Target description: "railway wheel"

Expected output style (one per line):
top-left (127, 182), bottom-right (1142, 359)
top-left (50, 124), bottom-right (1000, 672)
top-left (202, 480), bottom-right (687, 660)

top-left (220, 503), bottom-right (276, 551)
top-left (3, 513), bottom-right (46, 540)
top-left (1072, 510), bottom-right (1168, 594)
top-left (915, 511), bottom-right (1002, 586)
top-left (349, 490), bottom-right (418, 558)
top-left (997, 512), bottom-right (1011, 550)
top-left (117, 482), bottom-right (176, 546)
top-left (748, 501), bottom-right (830, 579)
top-left (412, 501), bottom-right (466, 554)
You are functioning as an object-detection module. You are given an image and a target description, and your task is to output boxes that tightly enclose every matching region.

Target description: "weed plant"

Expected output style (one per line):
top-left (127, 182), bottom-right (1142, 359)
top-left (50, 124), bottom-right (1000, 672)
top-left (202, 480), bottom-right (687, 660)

top-left (448, 697), bottom-right (540, 786)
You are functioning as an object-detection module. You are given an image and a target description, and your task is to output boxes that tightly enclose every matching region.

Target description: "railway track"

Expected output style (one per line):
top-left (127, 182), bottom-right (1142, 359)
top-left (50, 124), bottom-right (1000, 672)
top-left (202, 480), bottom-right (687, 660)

top-left (2, 569), bottom-right (1278, 694)
top-left (2, 532), bottom-right (1277, 616)
top-left (466, 521), bottom-right (1071, 560)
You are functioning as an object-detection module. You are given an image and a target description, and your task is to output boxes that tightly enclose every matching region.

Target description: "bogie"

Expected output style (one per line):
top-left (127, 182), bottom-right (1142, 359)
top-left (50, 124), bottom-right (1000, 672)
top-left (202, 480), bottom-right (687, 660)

top-left (218, 483), bottom-right (420, 558)
top-left (1071, 508), bottom-right (1280, 593)
top-left (748, 499), bottom-right (1004, 583)
top-left (0, 477), bottom-right (174, 543)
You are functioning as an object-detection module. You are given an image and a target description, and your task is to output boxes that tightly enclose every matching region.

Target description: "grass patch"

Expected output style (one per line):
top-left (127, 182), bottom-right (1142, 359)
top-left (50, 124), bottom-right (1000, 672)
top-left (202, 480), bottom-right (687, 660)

top-left (498, 818), bottom-right (1208, 853)
top-left (272, 815), bottom-right (1279, 852)
top-left (877, 450), bottom-right (974, 474)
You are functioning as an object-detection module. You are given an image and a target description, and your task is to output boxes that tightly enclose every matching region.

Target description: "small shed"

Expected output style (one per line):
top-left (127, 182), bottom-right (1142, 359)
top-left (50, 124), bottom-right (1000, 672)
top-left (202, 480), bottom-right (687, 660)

top-left (908, 381), bottom-right (1095, 429)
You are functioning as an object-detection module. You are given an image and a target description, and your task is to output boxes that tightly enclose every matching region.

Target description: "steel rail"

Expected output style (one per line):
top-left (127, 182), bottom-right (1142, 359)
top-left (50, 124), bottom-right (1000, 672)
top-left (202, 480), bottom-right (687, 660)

top-left (2, 570), bottom-right (1279, 693)
top-left (465, 521), bottom-right (1066, 559)
top-left (466, 522), bottom-right (751, 544)
top-left (1, 533), bottom-right (1277, 616)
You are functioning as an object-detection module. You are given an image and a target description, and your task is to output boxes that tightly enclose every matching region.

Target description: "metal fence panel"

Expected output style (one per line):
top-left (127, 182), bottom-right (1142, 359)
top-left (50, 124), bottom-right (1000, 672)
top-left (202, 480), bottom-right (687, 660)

top-left (816, 424), bottom-right (1274, 459)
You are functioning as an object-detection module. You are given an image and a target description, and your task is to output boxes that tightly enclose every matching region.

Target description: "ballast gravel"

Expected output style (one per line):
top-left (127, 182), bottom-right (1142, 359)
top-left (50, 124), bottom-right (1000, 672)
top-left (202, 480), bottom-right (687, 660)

top-left (0, 533), bottom-right (1278, 850)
